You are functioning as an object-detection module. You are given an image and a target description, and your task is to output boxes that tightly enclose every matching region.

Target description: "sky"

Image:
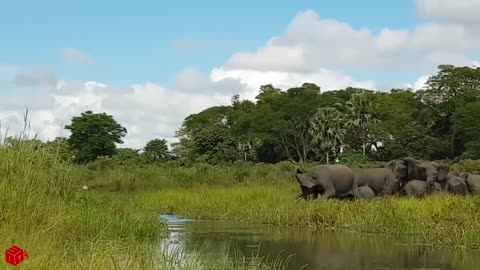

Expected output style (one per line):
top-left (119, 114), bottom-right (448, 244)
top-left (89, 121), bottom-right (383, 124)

top-left (1, 0), bottom-right (480, 149)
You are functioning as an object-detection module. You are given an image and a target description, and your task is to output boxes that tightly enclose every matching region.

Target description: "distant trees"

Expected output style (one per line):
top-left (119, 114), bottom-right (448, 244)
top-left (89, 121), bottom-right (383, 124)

top-left (61, 110), bottom-right (176, 164)
top-left (172, 64), bottom-right (480, 164)
top-left (453, 102), bottom-right (480, 159)
top-left (65, 111), bottom-right (127, 163)
top-left (143, 139), bottom-right (172, 162)
top-left (16, 64), bottom-right (478, 166)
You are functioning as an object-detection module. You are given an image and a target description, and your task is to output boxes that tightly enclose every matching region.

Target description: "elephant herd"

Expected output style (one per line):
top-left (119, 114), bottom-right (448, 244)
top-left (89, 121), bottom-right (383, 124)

top-left (294, 157), bottom-right (480, 201)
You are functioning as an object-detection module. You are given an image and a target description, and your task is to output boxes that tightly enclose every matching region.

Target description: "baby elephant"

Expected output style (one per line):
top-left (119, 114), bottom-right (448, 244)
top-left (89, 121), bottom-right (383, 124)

top-left (443, 174), bottom-right (469, 195)
top-left (400, 180), bottom-right (442, 197)
top-left (358, 185), bottom-right (376, 199)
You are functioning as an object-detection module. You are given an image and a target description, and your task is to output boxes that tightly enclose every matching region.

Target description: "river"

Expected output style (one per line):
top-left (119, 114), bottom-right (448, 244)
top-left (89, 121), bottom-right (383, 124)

top-left (158, 214), bottom-right (479, 270)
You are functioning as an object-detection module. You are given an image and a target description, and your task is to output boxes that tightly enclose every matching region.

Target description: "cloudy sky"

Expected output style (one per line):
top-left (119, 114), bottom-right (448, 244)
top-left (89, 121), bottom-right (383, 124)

top-left (1, 0), bottom-right (479, 149)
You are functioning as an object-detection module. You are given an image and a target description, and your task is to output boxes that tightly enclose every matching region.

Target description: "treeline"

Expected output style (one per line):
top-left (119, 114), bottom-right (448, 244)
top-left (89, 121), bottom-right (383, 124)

top-left (2, 64), bottom-right (479, 166)
top-left (173, 64), bottom-right (480, 164)
top-left (1, 110), bottom-right (173, 166)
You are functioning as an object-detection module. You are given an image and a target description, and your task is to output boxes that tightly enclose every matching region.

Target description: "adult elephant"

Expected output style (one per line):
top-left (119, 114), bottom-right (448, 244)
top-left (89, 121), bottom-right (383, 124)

top-left (353, 168), bottom-right (400, 196)
top-left (400, 180), bottom-right (443, 197)
top-left (384, 158), bottom-right (443, 194)
top-left (460, 173), bottom-right (480, 195)
top-left (295, 164), bottom-right (359, 201)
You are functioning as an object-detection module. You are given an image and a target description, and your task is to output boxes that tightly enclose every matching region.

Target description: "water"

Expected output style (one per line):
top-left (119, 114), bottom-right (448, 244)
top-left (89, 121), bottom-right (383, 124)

top-left (158, 214), bottom-right (480, 270)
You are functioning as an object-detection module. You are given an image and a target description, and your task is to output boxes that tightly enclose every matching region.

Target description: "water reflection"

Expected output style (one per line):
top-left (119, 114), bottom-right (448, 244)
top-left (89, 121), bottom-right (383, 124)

top-left (158, 214), bottom-right (480, 270)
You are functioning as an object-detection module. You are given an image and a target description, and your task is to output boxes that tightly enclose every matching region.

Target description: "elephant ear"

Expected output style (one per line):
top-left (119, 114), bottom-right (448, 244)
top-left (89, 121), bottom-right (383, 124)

top-left (385, 160), bottom-right (396, 170)
top-left (295, 173), bottom-right (315, 189)
top-left (402, 158), bottom-right (417, 178)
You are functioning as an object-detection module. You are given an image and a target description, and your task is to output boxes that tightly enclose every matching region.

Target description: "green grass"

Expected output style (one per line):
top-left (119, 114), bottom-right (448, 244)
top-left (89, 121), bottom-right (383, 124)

top-left (0, 141), bottom-right (291, 269)
top-left (141, 186), bottom-right (480, 249)
top-left (2, 140), bottom-right (480, 269)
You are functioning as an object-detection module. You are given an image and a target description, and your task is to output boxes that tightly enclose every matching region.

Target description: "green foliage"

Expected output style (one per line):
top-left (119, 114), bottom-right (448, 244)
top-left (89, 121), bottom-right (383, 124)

top-left (339, 151), bottom-right (377, 168)
top-left (453, 102), bottom-right (480, 159)
top-left (44, 137), bottom-right (73, 162)
top-left (171, 64), bottom-right (478, 164)
top-left (345, 90), bottom-right (380, 156)
top-left (309, 107), bottom-right (346, 163)
top-left (451, 159), bottom-right (480, 174)
top-left (112, 148), bottom-right (146, 165)
top-left (143, 138), bottom-right (172, 162)
top-left (65, 110), bottom-right (127, 163)
top-left (417, 65), bottom-right (480, 157)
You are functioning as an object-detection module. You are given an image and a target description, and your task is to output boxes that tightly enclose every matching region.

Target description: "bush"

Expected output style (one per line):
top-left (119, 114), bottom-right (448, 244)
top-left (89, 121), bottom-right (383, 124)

top-left (339, 151), bottom-right (377, 168)
top-left (451, 159), bottom-right (480, 174)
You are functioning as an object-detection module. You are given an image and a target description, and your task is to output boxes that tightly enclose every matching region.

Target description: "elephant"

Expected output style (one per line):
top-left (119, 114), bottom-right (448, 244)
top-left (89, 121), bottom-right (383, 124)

top-left (385, 157), bottom-right (442, 194)
top-left (460, 173), bottom-right (480, 195)
top-left (353, 168), bottom-right (400, 196)
top-left (442, 174), bottom-right (469, 195)
top-left (294, 164), bottom-right (359, 201)
top-left (399, 179), bottom-right (443, 197)
top-left (357, 185), bottom-right (375, 199)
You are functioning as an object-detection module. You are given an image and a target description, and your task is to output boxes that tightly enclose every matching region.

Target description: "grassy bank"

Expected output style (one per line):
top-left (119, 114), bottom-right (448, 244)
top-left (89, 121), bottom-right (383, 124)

top-left (141, 186), bottom-right (480, 250)
top-left (0, 142), bottom-right (290, 269)
top-left (2, 141), bottom-right (480, 269)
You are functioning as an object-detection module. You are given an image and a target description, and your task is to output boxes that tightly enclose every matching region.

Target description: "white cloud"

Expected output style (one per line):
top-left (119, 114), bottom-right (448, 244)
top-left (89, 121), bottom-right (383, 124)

top-left (0, 80), bottom-right (231, 149)
top-left (211, 67), bottom-right (376, 100)
top-left (11, 66), bottom-right (57, 87)
top-left (61, 48), bottom-right (95, 65)
top-left (176, 68), bottom-right (248, 95)
top-left (417, 0), bottom-right (480, 24)
top-left (222, 10), bottom-right (476, 73)
top-left (0, 64), bottom-right (18, 76)
top-left (414, 75), bottom-right (430, 91)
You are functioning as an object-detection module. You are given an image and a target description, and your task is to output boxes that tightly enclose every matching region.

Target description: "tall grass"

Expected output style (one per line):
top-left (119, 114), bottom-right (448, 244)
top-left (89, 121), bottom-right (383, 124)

top-left (141, 186), bottom-right (480, 250)
top-left (0, 139), bottom-right (293, 269)
top-left (2, 128), bottom-right (480, 269)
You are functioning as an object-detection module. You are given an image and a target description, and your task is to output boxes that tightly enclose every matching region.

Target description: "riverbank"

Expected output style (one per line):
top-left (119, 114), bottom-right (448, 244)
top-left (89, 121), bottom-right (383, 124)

top-left (1, 144), bottom-right (285, 269)
top-left (2, 143), bottom-right (480, 269)
top-left (142, 186), bottom-right (480, 250)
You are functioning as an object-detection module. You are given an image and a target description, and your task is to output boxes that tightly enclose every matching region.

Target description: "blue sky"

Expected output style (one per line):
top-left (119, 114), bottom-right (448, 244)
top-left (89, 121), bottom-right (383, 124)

top-left (1, 0), bottom-right (417, 88)
top-left (0, 0), bottom-right (479, 147)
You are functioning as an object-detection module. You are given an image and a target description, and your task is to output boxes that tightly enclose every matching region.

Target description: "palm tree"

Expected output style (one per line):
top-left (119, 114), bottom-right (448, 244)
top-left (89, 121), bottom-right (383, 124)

top-left (309, 107), bottom-right (346, 164)
top-left (346, 91), bottom-right (380, 157)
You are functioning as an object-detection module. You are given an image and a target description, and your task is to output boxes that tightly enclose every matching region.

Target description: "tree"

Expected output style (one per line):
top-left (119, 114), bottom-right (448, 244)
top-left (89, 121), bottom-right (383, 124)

top-left (192, 125), bottom-right (238, 164)
top-left (345, 91), bottom-right (379, 157)
top-left (65, 111), bottom-right (127, 163)
top-left (453, 102), bottom-right (480, 159)
top-left (112, 148), bottom-right (145, 165)
top-left (143, 139), bottom-right (172, 161)
top-left (416, 64), bottom-right (480, 157)
top-left (309, 107), bottom-right (346, 164)
top-left (269, 83), bottom-right (322, 162)
top-left (173, 105), bottom-right (239, 164)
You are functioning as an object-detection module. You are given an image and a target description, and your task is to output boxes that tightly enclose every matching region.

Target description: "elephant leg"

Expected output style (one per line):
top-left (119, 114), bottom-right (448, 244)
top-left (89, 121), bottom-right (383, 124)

top-left (320, 184), bottom-right (336, 199)
top-left (425, 178), bottom-right (435, 194)
top-left (351, 176), bottom-right (360, 199)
